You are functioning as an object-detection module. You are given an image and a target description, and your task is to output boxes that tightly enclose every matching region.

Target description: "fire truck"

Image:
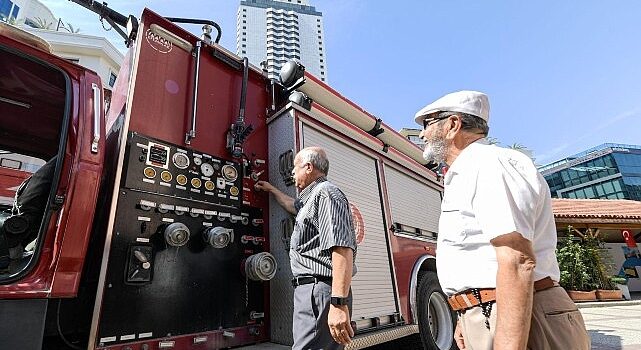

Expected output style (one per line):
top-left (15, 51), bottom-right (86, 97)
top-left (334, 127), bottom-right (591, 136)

top-left (0, 2), bottom-right (455, 349)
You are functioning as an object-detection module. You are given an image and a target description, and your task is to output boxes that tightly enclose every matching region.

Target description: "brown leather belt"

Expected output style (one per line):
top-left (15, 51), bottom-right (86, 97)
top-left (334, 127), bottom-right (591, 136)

top-left (447, 277), bottom-right (557, 312)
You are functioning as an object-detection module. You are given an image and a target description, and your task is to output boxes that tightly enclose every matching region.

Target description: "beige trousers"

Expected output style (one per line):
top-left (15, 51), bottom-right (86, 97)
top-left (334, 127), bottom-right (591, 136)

top-left (459, 286), bottom-right (591, 350)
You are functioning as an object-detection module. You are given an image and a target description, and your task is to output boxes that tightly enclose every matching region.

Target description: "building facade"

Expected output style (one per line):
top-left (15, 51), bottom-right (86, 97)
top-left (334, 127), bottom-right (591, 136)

top-left (540, 143), bottom-right (641, 201)
top-left (0, 0), bottom-right (55, 27)
top-left (237, 0), bottom-right (327, 81)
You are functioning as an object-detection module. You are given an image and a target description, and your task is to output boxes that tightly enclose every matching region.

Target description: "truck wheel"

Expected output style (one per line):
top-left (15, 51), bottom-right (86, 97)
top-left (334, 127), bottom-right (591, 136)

top-left (417, 271), bottom-right (457, 350)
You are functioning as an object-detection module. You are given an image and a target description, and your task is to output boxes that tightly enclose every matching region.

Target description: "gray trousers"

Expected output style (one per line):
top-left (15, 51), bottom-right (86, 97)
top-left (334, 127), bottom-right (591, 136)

top-left (292, 280), bottom-right (352, 350)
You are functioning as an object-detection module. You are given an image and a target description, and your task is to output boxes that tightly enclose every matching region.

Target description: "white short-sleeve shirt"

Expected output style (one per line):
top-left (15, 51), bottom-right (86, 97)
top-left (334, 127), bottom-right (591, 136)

top-left (436, 139), bottom-right (560, 296)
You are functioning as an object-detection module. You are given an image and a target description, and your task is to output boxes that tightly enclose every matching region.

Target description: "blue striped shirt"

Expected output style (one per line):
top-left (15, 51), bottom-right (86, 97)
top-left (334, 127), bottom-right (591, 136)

top-left (290, 177), bottom-right (357, 278)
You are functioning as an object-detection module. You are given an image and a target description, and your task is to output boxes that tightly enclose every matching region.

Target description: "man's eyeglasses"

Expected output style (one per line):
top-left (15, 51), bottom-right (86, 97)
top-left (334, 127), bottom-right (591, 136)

top-left (422, 116), bottom-right (449, 129)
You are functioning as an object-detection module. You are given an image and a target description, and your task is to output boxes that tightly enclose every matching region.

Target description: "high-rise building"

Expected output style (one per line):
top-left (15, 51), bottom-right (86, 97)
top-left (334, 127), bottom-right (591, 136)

top-left (237, 0), bottom-right (327, 82)
top-left (539, 143), bottom-right (641, 201)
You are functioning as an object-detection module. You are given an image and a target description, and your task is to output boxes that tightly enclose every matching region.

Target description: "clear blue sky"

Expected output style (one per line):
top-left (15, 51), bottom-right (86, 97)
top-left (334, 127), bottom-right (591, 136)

top-left (44, 0), bottom-right (641, 164)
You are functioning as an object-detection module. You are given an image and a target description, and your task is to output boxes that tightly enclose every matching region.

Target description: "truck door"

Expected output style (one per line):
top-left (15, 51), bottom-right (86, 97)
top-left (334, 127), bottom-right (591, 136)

top-left (0, 23), bottom-right (105, 349)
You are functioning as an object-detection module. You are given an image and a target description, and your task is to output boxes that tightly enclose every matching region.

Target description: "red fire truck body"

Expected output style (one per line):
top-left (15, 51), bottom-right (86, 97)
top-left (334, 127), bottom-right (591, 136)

top-left (0, 5), bottom-right (455, 350)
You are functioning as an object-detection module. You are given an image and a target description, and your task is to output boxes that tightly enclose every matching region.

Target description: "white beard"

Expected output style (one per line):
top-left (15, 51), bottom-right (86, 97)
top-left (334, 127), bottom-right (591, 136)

top-left (423, 137), bottom-right (447, 164)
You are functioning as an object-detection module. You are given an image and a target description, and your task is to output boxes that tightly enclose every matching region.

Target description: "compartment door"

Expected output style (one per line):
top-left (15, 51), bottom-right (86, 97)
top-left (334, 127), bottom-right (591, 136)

top-left (302, 124), bottom-right (398, 321)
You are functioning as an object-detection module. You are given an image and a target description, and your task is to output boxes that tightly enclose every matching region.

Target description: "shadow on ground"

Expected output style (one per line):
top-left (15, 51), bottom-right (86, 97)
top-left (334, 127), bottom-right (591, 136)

top-left (590, 329), bottom-right (623, 350)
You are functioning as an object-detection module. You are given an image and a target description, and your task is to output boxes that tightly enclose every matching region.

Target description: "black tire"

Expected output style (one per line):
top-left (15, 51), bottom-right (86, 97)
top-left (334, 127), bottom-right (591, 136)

top-left (417, 271), bottom-right (458, 350)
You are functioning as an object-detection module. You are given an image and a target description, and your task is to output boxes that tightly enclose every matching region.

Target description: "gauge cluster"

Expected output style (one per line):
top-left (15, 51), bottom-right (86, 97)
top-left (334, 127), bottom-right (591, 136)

top-left (125, 132), bottom-right (242, 211)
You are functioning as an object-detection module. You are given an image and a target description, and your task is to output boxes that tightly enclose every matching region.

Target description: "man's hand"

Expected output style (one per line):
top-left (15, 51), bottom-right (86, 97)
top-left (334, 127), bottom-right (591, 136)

top-left (254, 180), bottom-right (296, 214)
top-left (254, 180), bottom-right (275, 193)
top-left (455, 319), bottom-right (466, 349)
top-left (328, 304), bottom-right (353, 345)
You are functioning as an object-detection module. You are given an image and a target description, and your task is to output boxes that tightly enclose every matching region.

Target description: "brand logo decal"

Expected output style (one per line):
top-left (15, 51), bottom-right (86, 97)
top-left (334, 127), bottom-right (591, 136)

top-left (145, 28), bottom-right (172, 53)
top-left (350, 203), bottom-right (365, 245)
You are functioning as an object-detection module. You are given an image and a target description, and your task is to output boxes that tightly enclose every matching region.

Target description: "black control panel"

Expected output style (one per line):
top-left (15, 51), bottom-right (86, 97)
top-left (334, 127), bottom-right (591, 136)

top-left (96, 132), bottom-right (274, 347)
top-left (123, 132), bottom-right (243, 213)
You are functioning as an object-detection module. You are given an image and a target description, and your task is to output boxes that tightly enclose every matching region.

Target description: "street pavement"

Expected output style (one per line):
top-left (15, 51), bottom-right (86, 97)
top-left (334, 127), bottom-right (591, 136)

top-left (579, 296), bottom-right (641, 350)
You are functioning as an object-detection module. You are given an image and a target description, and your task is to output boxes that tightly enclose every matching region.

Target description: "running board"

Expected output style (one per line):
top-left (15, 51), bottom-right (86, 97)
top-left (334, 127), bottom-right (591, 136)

top-left (235, 324), bottom-right (419, 349)
top-left (347, 325), bottom-right (419, 349)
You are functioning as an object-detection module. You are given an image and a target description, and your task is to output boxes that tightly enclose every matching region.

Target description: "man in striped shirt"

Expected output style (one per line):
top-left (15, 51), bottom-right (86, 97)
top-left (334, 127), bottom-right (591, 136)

top-left (255, 147), bottom-right (357, 350)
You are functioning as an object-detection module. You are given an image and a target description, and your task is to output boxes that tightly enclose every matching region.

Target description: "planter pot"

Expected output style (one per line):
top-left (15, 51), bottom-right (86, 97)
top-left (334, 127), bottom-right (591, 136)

top-left (566, 290), bottom-right (597, 302)
top-left (616, 284), bottom-right (631, 300)
top-left (596, 289), bottom-right (623, 301)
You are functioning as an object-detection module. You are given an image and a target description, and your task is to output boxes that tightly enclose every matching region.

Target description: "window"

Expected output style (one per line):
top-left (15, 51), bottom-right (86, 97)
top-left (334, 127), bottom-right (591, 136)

top-left (9, 2), bottom-right (17, 20)
top-left (242, 44), bottom-right (246, 47)
top-left (0, 0), bottom-right (13, 20)
top-left (108, 72), bottom-right (117, 87)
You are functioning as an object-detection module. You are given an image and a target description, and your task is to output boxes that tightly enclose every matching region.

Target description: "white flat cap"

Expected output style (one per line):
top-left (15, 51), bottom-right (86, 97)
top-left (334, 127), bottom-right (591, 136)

top-left (414, 90), bottom-right (490, 125)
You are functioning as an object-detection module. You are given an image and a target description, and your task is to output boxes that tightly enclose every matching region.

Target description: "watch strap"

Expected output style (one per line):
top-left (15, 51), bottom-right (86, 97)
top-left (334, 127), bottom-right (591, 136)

top-left (330, 296), bottom-right (350, 306)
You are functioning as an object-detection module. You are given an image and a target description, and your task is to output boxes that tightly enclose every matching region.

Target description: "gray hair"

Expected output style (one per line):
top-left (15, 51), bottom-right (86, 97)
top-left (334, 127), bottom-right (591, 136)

top-left (437, 111), bottom-right (489, 136)
top-left (297, 147), bottom-right (330, 175)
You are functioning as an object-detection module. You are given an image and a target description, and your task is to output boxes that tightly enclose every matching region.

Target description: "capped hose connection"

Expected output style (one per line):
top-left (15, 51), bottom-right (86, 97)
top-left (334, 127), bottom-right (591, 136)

top-left (244, 252), bottom-right (277, 281)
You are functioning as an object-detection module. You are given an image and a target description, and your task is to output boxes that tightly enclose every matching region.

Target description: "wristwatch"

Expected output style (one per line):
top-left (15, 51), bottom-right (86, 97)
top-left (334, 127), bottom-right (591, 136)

top-left (330, 296), bottom-right (350, 306)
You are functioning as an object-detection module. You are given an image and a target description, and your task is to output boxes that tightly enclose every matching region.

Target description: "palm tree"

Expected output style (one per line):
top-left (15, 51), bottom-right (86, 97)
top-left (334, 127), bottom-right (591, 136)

top-left (32, 17), bottom-right (53, 30)
top-left (61, 22), bottom-right (81, 33)
top-left (486, 136), bottom-right (500, 146)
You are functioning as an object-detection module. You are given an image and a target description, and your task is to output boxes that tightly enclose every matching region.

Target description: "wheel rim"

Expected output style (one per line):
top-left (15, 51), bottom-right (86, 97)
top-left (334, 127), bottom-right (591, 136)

top-left (427, 292), bottom-right (454, 349)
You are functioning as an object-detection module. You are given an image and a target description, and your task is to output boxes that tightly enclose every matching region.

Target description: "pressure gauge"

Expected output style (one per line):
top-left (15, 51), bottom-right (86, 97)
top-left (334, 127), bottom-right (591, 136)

top-left (172, 153), bottom-right (190, 169)
top-left (160, 171), bottom-right (173, 182)
top-left (176, 174), bottom-right (188, 186)
top-left (204, 180), bottom-right (215, 191)
top-left (191, 178), bottom-right (202, 188)
top-left (200, 163), bottom-right (215, 177)
top-left (221, 165), bottom-right (238, 182)
top-left (193, 157), bottom-right (202, 166)
top-left (143, 167), bottom-right (157, 179)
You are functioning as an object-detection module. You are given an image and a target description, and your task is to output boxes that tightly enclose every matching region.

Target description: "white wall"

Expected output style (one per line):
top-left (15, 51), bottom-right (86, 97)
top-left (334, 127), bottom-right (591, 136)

top-left (10, 0), bottom-right (55, 25)
top-left (23, 28), bottom-right (123, 90)
top-left (603, 243), bottom-right (641, 292)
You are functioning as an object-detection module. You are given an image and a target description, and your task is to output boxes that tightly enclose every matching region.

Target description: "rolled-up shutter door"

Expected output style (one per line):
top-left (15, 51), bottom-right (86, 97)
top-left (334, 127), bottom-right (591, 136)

top-left (302, 124), bottom-right (397, 320)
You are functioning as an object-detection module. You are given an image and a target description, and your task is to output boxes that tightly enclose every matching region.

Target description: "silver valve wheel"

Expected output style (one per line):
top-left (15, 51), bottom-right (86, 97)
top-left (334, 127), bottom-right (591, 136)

top-left (204, 226), bottom-right (233, 249)
top-left (164, 222), bottom-right (190, 247)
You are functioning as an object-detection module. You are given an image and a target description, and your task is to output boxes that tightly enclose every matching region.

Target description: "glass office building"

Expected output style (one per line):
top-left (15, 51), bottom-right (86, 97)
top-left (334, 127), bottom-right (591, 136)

top-left (539, 143), bottom-right (641, 201)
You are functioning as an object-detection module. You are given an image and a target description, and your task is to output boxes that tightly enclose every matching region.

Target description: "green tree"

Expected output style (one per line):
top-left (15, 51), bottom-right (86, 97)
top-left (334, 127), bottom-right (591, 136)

top-left (32, 17), bottom-right (53, 30)
top-left (60, 22), bottom-right (81, 33)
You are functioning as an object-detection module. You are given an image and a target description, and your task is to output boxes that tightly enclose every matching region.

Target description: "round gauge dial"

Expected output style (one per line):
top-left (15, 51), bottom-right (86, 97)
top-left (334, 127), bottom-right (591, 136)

top-left (204, 180), bottom-right (215, 191)
top-left (191, 178), bottom-right (202, 188)
top-left (143, 167), bottom-right (157, 179)
top-left (200, 163), bottom-right (215, 177)
top-left (229, 186), bottom-right (239, 196)
top-left (221, 165), bottom-right (238, 182)
top-left (160, 171), bottom-right (173, 182)
top-left (193, 157), bottom-right (203, 166)
top-left (172, 153), bottom-right (190, 169)
top-left (176, 174), bottom-right (188, 186)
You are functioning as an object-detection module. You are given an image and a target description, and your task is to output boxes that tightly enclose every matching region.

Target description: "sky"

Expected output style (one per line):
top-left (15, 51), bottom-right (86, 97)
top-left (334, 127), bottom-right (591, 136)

top-left (41, 0), bottom-right (641, 165)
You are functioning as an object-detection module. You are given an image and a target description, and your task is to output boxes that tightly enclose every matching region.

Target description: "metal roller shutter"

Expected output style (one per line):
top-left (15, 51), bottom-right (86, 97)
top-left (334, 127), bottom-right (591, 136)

top-left (302, 124), bottom-right (397, 320)
top-left (384, 165), bottom-right (441, 233)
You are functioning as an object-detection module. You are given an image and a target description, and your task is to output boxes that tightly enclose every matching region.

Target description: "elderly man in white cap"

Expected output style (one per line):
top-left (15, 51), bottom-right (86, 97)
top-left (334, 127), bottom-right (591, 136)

top-left (416, 91), bottom-right (589, 350)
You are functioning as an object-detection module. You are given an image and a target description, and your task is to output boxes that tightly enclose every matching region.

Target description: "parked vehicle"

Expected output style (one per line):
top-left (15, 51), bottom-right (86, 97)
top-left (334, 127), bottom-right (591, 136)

top-left (0, 2), bottom-right (455, 349)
